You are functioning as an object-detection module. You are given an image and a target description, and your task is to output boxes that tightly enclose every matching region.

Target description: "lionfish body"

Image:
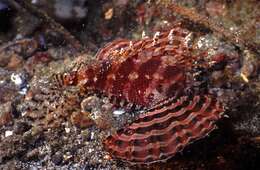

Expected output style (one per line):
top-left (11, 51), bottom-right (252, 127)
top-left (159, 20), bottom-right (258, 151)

top-left (59, 26), bottom-right (225, 164)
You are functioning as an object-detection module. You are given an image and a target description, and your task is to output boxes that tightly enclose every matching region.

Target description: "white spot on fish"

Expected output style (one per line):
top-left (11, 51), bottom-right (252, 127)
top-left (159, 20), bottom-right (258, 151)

top-left (184, 33), bottom-right (194, 47)
top-left (168, 29), bottom-right (174, 44)
top-left (153, 31), bottom-right (161, 46)
top-left (119, 48), bottom-right (125, 55)
top-left (142, 31), bottom-right (148, 39)
top-left (128, 72), bottom-right (139, 81)
top-left (113, 109), bottom-right (126, 116)
top-left (129, 41), bottom-right (134, 50)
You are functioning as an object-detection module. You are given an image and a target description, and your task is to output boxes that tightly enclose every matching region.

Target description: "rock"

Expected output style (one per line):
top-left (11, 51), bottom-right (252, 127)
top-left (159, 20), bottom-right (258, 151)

top-left (52, 152), bottom-right (63, 165)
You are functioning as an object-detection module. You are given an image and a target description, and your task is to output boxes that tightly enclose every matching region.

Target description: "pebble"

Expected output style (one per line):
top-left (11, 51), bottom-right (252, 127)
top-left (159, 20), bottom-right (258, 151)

top-left (52, 152), bottom-right (63, 165)
top-left (104, 8), bottom-right (113, 20)
top-left (90, 132), bottom-right (95, 140)
top-left (10, 71), bottom-right (29, 95)
top-left (5, 130), bottom-right (13, 137)
top-left (11, 73), bottom-right (23, 86)
top-left (65, 127), bottom-right (71, 133)
top-left (88, 148), bottom-right (94, 153)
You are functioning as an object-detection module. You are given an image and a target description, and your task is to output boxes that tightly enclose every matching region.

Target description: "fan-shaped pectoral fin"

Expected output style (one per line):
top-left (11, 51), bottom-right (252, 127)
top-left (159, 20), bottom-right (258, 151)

top-left (103, 95), bottom-right (224, 164)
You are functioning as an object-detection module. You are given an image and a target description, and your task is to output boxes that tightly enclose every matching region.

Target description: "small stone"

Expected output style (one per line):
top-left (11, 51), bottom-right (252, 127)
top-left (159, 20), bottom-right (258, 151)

top-left (10, 71), bottom-right (29, 95)
top-left (63, 152), bottom-right (73, 161)
top-left (103, 154), bottom-right (112, 161)
top-left (52, 152), bottom-right (63, 165)
top-left (65, 127), bottom-right (71, 133)
top-left (90, 131), bottom-right (95, 140)
top-left (104, 8), bottom-right (113, 20)
top-left (5, 130), bottom-right (13, 137)
top-left (88, 148), bottom-right (94, 153)
top-left (10, 72), bottom-right (27, 87)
